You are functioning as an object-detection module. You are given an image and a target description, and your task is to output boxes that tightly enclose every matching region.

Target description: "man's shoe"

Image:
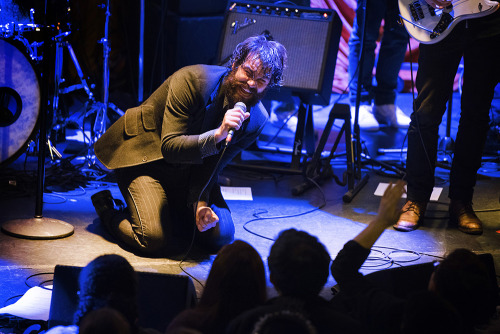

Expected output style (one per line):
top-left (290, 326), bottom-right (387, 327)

top-left (351, 105), bottom-right (379, 131)
top-left (449, 200), bottom-right (483, 235)
top-left (394, 200), bottom-right (427, 232)
top-left (91, 190), bottom-right (117, 218)
top-left (373, 104), bottom-right (410, 129)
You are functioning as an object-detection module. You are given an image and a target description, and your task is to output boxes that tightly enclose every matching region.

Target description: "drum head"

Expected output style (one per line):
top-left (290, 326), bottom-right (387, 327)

top-left (0, 38), bottom-right (40, 166)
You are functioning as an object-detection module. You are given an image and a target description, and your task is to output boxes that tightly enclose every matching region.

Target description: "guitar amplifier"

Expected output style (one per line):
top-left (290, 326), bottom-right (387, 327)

top-left (217, 1), bottom-right (342, 105)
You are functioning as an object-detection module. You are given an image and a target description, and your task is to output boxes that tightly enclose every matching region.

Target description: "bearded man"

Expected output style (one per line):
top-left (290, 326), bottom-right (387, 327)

top-left (91, 35), bottom-right (287, 254)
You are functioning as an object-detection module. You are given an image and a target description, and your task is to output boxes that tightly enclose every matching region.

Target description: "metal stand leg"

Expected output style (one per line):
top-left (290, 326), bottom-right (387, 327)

top-left (438, 89), bottom-right (455, 163)
top-left (291, 103), bottom-right (370, 202)
top-left (230, 97), bottom-right (316, 175)
top-left (86, 0), bottom-right (124, 165)
top-left (345, 0), bottom-right (370, 202)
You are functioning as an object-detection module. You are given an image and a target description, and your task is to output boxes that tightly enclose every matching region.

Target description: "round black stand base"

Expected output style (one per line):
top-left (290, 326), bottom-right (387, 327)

top-left (2, 217), bottom-right (74, 240)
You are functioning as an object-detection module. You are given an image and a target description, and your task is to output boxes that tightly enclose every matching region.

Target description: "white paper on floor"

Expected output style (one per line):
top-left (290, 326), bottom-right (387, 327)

top-left (221, 186), bottom-right (253, 201)
top-left (0, 285), bottom-right (52, 321)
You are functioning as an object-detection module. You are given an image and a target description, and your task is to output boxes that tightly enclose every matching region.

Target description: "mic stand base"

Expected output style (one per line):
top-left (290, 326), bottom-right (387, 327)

top-left (2, 217), bottom-right (74, 240)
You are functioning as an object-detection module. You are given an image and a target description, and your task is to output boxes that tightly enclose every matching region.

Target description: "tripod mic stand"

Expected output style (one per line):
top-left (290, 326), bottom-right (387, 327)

top-left (347, 0), bottom-right (407, 200)
top-left (345, 0), bottom-right (370, 202)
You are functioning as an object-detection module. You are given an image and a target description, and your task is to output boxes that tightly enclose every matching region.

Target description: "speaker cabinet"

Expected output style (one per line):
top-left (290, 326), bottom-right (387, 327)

top-left (217, 1), bottom-right (342, 105)
top-left (139, 0), bottom-right (226, 99)
top-left (48, 265), bottom-right (196, 332)
top-left (166, 15), bottom-right (225, 73)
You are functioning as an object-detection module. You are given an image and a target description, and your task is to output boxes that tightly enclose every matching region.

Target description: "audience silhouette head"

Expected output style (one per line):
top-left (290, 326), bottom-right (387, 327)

top-left (73, 254), bottom-right (138, 327)
top-left (200, 239), bottom-right (267, 309)
top-left (268, 229), bottom-right (331, 297)
top-left (429, 248), bottom-right (498, 329)
top-left (166, 240), bottom-right (267, 334)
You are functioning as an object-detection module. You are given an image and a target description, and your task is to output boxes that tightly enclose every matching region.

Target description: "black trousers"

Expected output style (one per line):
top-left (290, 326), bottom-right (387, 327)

top-left (105, 159), bottom-right (234, 254)
top-left (406, 17), bottom-right (500, 203)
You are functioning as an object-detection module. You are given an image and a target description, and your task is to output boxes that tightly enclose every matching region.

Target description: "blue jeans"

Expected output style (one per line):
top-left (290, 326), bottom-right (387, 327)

top-left (348, 0), bottom-right (408, 106)
top-left (406, 14), bottom-right (500, 203)
top-left (109, 160), bottom-right (235, 254)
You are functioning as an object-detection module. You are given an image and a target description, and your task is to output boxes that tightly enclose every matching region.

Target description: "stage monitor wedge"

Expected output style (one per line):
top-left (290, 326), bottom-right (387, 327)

top-left (48, 265), bottom-right (196, 332)
top-left (217, 1), bottom-right (342, 105)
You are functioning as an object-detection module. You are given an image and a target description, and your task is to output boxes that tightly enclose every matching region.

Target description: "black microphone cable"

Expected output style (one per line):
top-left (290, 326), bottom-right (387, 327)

top-left (178, 135), bottom-right (234, 289)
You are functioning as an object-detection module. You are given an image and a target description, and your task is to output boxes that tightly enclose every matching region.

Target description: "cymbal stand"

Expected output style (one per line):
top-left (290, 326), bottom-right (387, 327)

top-left (51, 31), bottom-right (94, 142)
top-left (86, 0), bottom-right (123, 165)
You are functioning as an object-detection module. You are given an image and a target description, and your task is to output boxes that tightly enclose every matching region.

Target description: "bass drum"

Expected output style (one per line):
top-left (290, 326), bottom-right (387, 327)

top-left (0, 38), bottom-right (40, 166)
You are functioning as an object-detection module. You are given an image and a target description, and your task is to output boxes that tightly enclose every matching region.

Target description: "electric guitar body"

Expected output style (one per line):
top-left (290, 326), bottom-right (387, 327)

top-left (399, 0), bottom-right (499, 43)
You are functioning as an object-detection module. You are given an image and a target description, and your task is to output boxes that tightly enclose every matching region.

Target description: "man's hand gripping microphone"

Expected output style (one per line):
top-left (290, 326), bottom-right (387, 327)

top-left (225, 102), bottom-right (247, 145)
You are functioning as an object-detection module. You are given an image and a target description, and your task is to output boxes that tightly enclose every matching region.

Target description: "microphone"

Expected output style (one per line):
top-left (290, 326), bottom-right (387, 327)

top-left (226, 102), bottom-right (247, 145)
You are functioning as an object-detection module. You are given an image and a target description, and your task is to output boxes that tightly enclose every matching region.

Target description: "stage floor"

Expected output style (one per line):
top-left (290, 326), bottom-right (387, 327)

top-left (1, 92), bottom-right (499, 331)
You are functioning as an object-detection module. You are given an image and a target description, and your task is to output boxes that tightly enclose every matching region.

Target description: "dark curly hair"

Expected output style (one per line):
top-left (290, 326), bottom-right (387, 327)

top-left (73, 254), bottom-right (138, 328)
top-left (268, 229), bottom-right (331, 297)
top-left (229, 34), bottom-right (287, 88)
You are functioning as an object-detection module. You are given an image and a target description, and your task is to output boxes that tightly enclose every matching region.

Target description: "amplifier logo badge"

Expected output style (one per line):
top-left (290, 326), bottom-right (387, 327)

top-left (231, 18), bottom-right (257, 34)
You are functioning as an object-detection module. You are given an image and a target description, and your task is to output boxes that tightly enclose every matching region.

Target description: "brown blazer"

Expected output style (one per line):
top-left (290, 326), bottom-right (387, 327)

top-left (95, 65), bottom-right (229, 170)
top-left (94, 63), bottom-right (268, 169)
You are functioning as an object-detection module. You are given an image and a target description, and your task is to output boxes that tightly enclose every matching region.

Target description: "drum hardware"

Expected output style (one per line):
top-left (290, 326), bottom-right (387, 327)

top-left (85, 0), bottom-right (124, 166)
top-left (1, 5), bottom-right (43, 63)
top-left (50, 30), bottom-right (95, 144)
top-left (23, 136), bottom-right (63, 161)
top-left (0, 38), bottom-right (41, 167)
top-left (1, 7), bottom-right (74, 240)
top-left (1, 2), bottom-right (123, 167)
top-left (47, 138), bottom-right (62, 160)
top-left (49, 23), bottom-right (124, 153)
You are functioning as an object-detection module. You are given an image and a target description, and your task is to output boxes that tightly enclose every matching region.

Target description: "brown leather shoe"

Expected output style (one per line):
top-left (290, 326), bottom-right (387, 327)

top-left (393, 200), bottom-right (427, 232)
top-left (449, 200), bottom-right (483, 235)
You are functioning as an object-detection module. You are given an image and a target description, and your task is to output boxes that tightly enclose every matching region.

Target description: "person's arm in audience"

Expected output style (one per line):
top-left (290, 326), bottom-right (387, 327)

top-left (353, 180), bottom-right (405, 249)
top-left (331, 180), bottom-right (405, 284)
top-left (329, 181), bottom-right (406, 334)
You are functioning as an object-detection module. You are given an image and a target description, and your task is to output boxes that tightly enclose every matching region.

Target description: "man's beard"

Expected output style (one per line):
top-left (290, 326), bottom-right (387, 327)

top-left (221, 70), bottom-right (268, 108)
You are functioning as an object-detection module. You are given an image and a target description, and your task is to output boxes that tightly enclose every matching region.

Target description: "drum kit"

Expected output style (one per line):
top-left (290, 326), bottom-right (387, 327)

top-left (0, 8), bottom-right (44, 167)
top-left (0, 0), bottom-right (120, 168)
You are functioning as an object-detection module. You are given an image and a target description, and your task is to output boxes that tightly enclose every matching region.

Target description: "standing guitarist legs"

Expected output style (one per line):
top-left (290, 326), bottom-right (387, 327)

top-left (405, 24), bottom-right (463, 203)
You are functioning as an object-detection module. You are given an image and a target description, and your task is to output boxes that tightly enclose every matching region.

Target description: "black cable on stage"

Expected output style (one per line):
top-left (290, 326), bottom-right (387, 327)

top-left (3, 295), bottom-right (24, 308)
top-left (24, 272), bottom-right (55, 289)
top-left (177, 143), bottom-right (232, 290)
top-left (52, 186), bottom-right (87, 197)
top-left (242, 176), bottom-right (327, 241)
top-left (42, 193), bottom-right (67, 204)
top-left (238, 174), bottom-right (446, 270)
